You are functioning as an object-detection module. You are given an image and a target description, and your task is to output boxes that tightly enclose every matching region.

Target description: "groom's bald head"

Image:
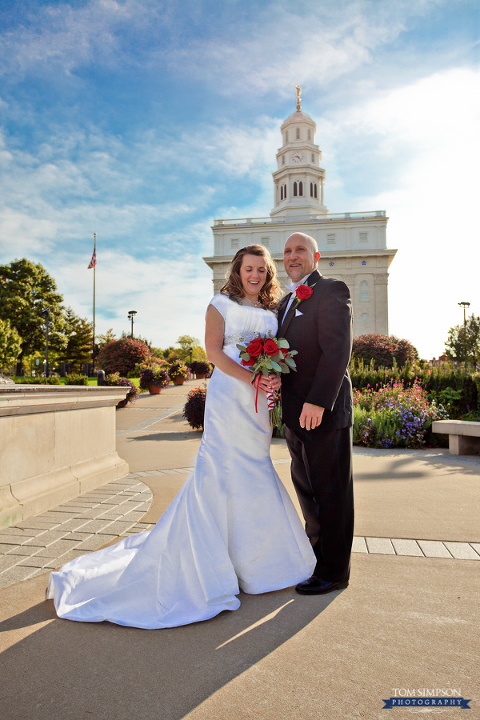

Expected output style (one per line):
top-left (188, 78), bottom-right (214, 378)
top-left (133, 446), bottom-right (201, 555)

top-left (283, 232), bottom-right (320, 282)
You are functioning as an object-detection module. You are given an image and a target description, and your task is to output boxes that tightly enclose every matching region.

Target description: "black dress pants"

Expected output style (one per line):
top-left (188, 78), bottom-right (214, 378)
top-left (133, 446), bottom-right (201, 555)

top-left (285, 425), bottom-right (354, 583)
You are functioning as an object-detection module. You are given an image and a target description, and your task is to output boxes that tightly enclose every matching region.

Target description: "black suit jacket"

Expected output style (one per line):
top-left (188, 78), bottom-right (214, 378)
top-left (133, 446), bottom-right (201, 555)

top-left (279, 270), bottom-right (353, 434)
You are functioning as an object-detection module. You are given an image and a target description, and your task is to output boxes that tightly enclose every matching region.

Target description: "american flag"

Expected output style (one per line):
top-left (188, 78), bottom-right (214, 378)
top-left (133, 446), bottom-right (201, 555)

top-left (88, 251), bottom-right (96, 269)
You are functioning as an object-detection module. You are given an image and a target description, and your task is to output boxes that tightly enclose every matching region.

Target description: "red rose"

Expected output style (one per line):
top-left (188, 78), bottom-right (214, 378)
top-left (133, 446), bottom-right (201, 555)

top-left (296, 284), bottom-right (313, 300)
top-left (264, 339), bottom-right (279, 356)
top-left (281, 348), bottom-right (289, 357)
top-left (241, 356), bottom-right (256, 367)
top-left (245, 337), bottom-right (264, 357)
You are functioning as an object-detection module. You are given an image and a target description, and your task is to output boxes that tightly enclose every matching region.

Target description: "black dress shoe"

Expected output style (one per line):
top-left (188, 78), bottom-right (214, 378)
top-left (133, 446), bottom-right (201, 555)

top-left (295, 575), bottom-right (349, 595)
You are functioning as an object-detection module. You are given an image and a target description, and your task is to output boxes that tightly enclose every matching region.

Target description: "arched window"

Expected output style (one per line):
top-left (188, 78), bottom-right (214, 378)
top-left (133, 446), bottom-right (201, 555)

top-left (283, 184), bottom-right (287, 198)
top-left (299, 181), bottom-right (303, 196)
top-left (280, 186), bottom-right (283, 201)
top-left (360, 281), bottom-right (369, 302)
top-left (314, 184), bottom-right (318, 198)
top-left (293, 182), bottom-right (298, 197)
top-left (310, 183), bottom-right (313, 197)
top-left (296, 127), bottom-right (300, 140)
top-left (282, 154), bottom-right (285, 165)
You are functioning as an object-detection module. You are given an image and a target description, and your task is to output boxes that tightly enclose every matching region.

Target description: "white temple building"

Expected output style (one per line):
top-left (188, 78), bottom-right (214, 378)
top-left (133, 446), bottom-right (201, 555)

top-left (204, 90), bottom-right (397, 336)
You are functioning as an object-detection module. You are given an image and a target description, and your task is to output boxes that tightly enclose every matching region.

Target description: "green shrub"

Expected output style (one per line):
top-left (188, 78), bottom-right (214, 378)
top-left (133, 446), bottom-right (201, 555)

top-left (14, 376), bottom-right (61, 385)
top-left (64, 374), bottom-right (88, 386)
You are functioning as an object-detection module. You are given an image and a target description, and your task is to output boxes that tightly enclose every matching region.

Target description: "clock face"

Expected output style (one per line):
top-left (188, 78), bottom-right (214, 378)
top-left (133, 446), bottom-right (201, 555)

top-left (292, 152), bottom-right (304, 163)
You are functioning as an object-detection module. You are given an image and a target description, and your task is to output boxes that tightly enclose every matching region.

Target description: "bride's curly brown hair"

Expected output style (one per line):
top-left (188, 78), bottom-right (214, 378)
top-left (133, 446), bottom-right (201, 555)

top-left (220, 245), bottom-right (282, 310)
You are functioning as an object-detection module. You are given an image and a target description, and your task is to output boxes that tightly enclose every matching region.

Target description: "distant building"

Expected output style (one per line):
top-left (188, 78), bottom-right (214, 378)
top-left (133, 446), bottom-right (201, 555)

top-left (204, 91), bottom-right (397, 335)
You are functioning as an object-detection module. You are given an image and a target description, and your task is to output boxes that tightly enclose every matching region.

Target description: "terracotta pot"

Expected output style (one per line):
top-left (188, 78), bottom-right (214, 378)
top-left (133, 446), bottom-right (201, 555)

top-left (173, 376), bottom-right (185, 386)
top-left (195, 373), bottom-right (206, 379)
top-left (148, 384), bottom-right (162, 394)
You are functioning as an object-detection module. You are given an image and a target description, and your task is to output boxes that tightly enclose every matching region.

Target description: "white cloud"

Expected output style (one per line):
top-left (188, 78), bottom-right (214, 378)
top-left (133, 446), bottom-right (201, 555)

top-left (52, 243), bottom-right (214, 348)
top-left (168, 0), bottom-right (443, 96)
top-left (322, 67), bottom-right (480, 358)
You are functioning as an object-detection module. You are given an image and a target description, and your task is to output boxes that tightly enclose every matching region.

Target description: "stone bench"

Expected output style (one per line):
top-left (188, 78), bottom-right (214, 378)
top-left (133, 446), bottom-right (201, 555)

top-left (432, 419), bottom-right (480, 456)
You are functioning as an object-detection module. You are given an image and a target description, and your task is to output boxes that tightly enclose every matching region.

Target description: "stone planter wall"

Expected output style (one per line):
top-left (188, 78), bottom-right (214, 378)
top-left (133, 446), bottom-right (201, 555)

top-left (0, 385), bottom-right (130, 529)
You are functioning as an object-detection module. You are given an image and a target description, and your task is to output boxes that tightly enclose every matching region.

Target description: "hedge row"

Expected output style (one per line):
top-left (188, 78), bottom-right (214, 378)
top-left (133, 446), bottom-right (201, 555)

top-left (349, 360), bottom-right (479, 418)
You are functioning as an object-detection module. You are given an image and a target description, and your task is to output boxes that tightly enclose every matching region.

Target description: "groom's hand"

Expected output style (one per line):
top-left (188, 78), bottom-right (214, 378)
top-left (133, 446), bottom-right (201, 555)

top-left (299, 403), bottom-right (324, 430)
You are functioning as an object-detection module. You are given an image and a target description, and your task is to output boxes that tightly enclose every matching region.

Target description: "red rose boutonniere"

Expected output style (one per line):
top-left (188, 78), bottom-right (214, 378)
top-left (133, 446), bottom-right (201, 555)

top-left (293, 284), bottom-right (313, 309)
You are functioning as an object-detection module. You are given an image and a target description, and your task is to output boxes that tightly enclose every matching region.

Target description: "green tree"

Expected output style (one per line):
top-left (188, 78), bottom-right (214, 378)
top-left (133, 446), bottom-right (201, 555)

top-left (97, 329), bottom-right (117, 348)
top-left (0, 318), bottom-right (22, 371)
top-left (0, 258), bottom-right (66, 375)
top-left (445, 314), bottom-right (480, 366)
top-left (352, 334), bottom-right (418, 369)
top-left (176, 335), bottom-right (205, 362)
top-left (60, 308), bottom-right (93, 372)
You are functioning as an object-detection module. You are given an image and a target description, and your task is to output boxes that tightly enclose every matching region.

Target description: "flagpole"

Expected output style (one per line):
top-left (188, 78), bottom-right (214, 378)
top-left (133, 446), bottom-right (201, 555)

top-left (92, 232), bottom-right (96, 373)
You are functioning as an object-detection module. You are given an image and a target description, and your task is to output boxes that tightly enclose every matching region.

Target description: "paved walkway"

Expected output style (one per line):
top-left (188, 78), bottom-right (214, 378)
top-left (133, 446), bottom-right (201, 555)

top-left (1, 381), bottom-right (479, 720)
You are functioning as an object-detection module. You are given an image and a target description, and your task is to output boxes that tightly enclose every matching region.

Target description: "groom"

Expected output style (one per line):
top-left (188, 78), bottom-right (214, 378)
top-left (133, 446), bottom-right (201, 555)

top-left (279, 232), bottom-right (354, 595)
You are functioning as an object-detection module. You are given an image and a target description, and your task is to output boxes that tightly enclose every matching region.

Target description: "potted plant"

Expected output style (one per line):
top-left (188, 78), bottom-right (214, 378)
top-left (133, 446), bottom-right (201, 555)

top-left (139, 367), bottom-right (170, 394)
top-left (168, 361), bottom-right (188, 386)
top-left (191, 360), bottom-right (211, 379)
top-left (104, 372), bottom-right (139, 408)
top-left (183, 386), bottom-right (206, 429)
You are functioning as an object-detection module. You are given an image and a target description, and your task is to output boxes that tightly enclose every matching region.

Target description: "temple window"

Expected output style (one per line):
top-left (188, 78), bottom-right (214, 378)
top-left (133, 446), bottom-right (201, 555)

top-left (359, 232), bottom-right (368, 243)
top-left (299, 181), bottom-right (303, 196)
top-left (327, 234), bottom-right (336, 245)
top-left (296, 128), bottom-right (300, 140)
top-left (360, 281), bottom-right (369, 301)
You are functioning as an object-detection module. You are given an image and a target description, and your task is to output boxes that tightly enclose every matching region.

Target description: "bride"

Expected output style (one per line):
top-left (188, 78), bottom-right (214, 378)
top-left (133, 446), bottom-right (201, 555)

top-left (46, 244), bottom-right (315, 629)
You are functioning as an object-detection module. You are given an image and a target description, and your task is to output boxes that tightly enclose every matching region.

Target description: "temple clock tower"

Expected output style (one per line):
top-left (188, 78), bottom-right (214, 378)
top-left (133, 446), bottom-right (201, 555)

top-left (271, 86), bottom-right (327, 219)
top-left (204, 87), bottom-right (397, 337)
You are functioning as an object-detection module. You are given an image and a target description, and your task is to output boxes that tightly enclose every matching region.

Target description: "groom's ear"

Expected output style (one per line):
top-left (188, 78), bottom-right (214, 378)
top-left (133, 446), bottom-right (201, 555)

top-left (314, 251), bottom-right (321, 263)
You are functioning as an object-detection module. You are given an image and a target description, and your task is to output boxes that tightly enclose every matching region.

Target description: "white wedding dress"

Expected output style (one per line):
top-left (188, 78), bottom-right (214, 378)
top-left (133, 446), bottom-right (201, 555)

top-left (47, 294), bottom-right (315, 628)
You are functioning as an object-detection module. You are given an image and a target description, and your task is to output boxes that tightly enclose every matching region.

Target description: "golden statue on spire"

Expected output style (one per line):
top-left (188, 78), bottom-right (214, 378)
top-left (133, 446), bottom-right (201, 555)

top-left (295, 84), bottom-right (302, 111)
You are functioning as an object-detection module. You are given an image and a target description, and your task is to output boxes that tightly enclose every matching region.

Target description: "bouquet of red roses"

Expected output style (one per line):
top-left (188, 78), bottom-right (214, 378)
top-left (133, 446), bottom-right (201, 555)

top-left (237, 333), bottom-right (297, 426)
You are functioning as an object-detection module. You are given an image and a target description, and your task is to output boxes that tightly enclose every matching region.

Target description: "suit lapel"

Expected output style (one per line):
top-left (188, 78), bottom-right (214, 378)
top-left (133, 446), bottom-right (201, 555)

top-left (279, 271), bottom-right (321, 336)
top-left (279, 295), bottom-right (295, 335)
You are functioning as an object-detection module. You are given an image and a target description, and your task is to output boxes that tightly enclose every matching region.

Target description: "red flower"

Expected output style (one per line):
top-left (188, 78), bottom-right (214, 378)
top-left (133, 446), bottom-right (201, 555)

top-left (246, 337), bottom-right (264, 357)
top-left (296, 284), bottom-right (313, 300)
top-left (264, 339), bottom-right (279, 356)
top-left (281, 348), bottom-right (289, 357)
top-left (241, 356), bottom-right (256, 367)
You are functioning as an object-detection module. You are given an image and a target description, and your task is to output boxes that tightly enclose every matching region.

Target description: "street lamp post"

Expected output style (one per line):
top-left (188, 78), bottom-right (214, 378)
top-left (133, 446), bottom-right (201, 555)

top-left (458, 301), bottom-right (470, 372)
top-left (41, 307), bottom-right (50, 377)
top-left (128, 310), bottom-right (137, 339)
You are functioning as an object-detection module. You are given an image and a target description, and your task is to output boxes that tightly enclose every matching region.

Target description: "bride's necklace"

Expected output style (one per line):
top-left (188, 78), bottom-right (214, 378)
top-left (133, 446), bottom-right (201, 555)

top-left (240, 296), bottom-right (263, 308)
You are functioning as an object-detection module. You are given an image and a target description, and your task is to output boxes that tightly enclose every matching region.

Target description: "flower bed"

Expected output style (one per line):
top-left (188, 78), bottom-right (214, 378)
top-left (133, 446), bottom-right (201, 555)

top-left (353, 380), bottom-right (448, 449)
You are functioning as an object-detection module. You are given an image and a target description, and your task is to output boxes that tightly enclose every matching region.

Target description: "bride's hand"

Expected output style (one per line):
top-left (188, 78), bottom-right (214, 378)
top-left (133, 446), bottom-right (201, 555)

top-left (256, 373), bottom-right (280, 396)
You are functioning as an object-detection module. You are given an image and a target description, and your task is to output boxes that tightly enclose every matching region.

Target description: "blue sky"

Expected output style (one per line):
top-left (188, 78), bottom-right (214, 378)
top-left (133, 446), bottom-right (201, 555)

top-left (0, 0), bottom-right (479, 358)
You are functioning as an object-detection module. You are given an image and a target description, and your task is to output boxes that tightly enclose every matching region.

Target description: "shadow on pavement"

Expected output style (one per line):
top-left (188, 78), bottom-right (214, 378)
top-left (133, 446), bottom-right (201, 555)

top-left (0, 580), bottom-right (336, 720)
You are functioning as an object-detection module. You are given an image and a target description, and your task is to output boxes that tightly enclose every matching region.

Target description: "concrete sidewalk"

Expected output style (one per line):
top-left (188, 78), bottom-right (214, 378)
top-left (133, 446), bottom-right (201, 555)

top-left (1, 381), bottom-right (479, 719)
